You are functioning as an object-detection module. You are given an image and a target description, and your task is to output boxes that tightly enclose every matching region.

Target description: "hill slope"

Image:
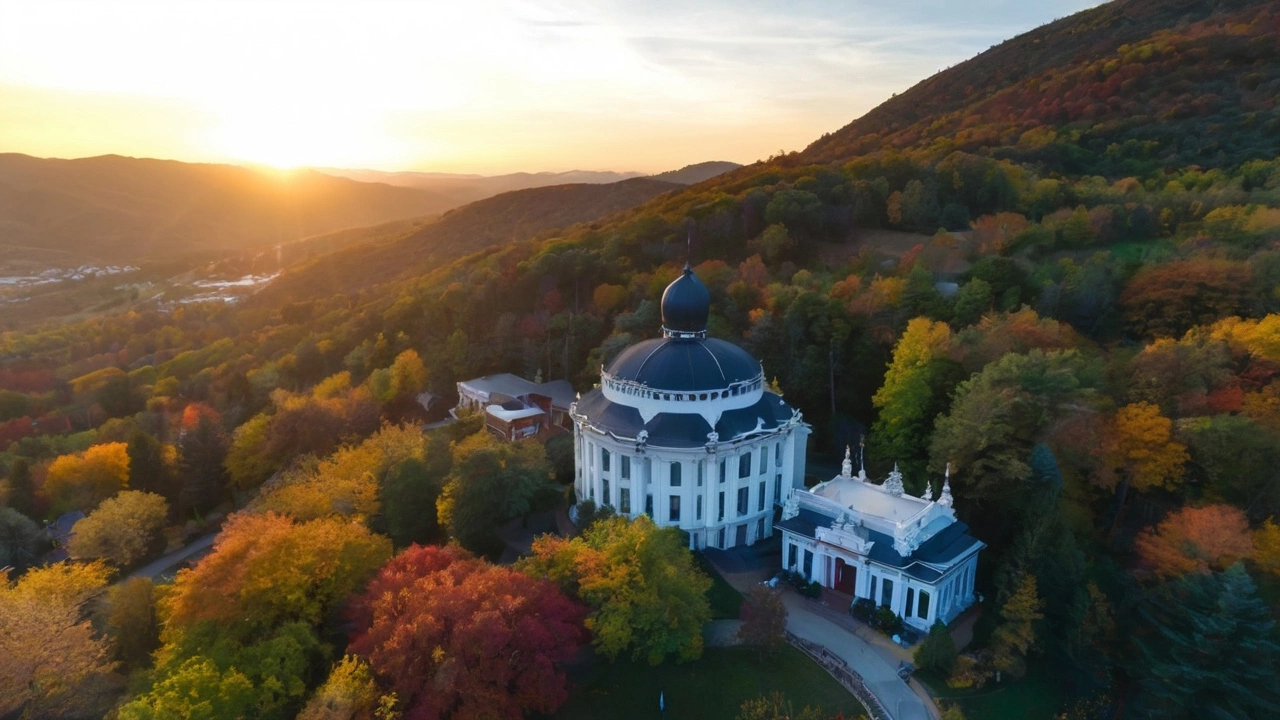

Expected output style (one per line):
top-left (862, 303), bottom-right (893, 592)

top-left (801, 0), bottom-right (1279, 173)
top-left (649, 161), bottom-right (742, 185)
top-left (257, 177), bottom-right (681, 300)
top-left (312, 167), bottom-right (646, 208)
top-left (0, 154), bottom-right (460, 263)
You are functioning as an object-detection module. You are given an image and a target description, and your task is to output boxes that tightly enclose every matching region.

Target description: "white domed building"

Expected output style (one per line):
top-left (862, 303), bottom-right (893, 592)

top-left (570, 265), bottom-right (811, 550)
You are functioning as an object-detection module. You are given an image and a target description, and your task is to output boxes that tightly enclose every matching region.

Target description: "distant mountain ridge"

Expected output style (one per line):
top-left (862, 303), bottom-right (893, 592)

top-left (312, 161), bottom-right (741, 209)
top-left (0, 153), bottom-right (462, 263)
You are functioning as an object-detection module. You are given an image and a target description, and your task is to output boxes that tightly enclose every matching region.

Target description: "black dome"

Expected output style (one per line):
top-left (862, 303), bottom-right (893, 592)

top-left (661, 265), bottom-right (710, 335)
top-left (606, 337), bottom-right (761, 392)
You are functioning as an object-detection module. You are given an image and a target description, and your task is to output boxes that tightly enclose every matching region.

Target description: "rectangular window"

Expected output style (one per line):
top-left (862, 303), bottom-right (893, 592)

top-left (620, 488), bottom-right (631, 514)
top-left (697, 462), bottom-right (704, 487)
top-left (602, 478), bottom-right (611, 508)
top-left (697, 495), bottom-right (703, 520)
top-left (669, 495), bottom-right (681, 522)
top-left (739, 453), bottom-right (752, 478)
top-left (761, 446), bottom-right (769, 473)
top-left (719, 460), bottom-right (726, 483)
top-left (775, 474), bottom-right (782, 504)
top-left (803, 549), bottom-right (813, 579)
top-left (756, 517), bottom-right (765, 541)
top-left (906, 588), bottom-right (915, 618)
top-left (870, 576), bottom-right (877, 603)
top-left (788, 543), bottom-right (798, 570)
top-left (645, 494), bottom-right (653, 517)
top-left (737, 487), bottom-right (749, 515)
top-left (758, 481), bottom-right (766, 512)
top-left (918, 591), bottom-right (930, 619)
top-left (718, 491), bottom-right (725, 521)
top-left (775, 442), bottom-right (781, 464)
top-left (601, 449), bottom-right (610, 473)
top-left (670, 462), bottom-right (682, 487)
top-left (882, 578), bottom-right (894, 608)
top-left (621, 455), bottom-right (630, 479)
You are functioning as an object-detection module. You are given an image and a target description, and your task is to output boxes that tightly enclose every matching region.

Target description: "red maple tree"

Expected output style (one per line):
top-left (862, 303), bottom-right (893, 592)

top-left (347, 544), bottom-right (587, 720)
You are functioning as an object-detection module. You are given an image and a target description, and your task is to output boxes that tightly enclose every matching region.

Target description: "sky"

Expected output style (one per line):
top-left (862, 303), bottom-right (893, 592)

top-left (0, 0), bottom-right (1105, 174)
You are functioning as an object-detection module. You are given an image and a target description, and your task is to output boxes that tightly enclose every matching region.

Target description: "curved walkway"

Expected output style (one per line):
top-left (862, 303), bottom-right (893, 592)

top-left (705, 549), bottom-right (936, 720)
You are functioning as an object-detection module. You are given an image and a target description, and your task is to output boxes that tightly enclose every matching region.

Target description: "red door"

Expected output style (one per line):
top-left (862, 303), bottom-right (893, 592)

top-left (835, 558), bottom-right (856, 594)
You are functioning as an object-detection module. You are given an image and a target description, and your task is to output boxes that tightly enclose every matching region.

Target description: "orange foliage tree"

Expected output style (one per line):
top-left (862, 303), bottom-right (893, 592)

top-left (1120, 259), bottom-right (1251, 339)
top-left (347, 544), bottom-right (586, 720)
top-left (163, 512), bottom-right (391, 635)
top-left (1135, 504), bottom-right (1253, 578)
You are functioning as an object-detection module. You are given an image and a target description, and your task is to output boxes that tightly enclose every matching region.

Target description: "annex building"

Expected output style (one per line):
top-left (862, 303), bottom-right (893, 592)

top-left (570, 265), bottom-right (810, 550)
top-left (777, 450), bottom-right (984, 631)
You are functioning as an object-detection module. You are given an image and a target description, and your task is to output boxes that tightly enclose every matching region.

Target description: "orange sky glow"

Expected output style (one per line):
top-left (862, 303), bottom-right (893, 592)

top-left (0, 0), bottom-right (1104, 174)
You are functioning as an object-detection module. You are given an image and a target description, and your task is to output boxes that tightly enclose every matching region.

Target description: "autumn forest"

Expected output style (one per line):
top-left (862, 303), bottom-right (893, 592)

top-left (3, 0), bottom-right (1280, 718)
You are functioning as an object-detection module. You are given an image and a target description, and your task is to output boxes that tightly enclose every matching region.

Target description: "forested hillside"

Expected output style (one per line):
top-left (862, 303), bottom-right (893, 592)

top-left (3, 0), bottom-right (1280, 718)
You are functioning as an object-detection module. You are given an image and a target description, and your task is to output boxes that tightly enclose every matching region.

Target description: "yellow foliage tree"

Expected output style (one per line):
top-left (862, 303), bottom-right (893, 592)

top-left (43, 442), bottom-right (130, 514)
top-left (1253, 519), bottom-right (1280, 577)
top-left (69, 490), bottom-right (170, 567)
top-left (1099, 402), bottom-right (1188, 493)
top-left (0, 561), bottom-right (116, 718)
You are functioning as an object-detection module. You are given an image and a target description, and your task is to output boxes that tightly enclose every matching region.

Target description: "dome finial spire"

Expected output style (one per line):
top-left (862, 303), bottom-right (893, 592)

top-left (660, 260), bottom-right (710, 339)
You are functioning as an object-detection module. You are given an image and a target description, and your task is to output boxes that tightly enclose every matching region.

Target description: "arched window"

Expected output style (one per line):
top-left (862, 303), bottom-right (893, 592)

top-left (670, 462), bottom-right (682, 487)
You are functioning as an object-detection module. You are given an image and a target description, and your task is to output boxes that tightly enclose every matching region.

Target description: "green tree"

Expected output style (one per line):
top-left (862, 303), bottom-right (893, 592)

top-left (736, 692), bottom-right (828, 720)
top-left (102, 576), bottom-right (161, 670)
top-left (380, 456), bottom-right (443, 547)
top-left (914, 620), bottom-right (958, 674)
top-left (951, 279), bottom-right (993, 328)
top-left (521, 515), bottom-right (711, 665)
top-left (127, 429), bottom-right (174, 502)
top-left (0, 507), bottom-right (43, 572)
top-left (1131, 564), bottom-right (1280, 719)
top-left (178, 414), bottom-right (229, 514)
top-left (224, 412), bottom-right (276, 491)
top-left (989, 572), bottom-right (1043, 679)
top-left (437, 431), bottom-right (553, 555)
top-left (117, 656), bottom-right (256, 720)
top-left (4, 458), bottom-right (36, 517)
top-left (871, 318), bottom-right (959, 473)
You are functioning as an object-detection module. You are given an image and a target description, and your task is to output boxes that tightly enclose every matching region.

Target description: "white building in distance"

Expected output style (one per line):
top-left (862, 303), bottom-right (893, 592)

top-left (571, 265), bottom-right (810, 550)
top-left (777, 451), bottom-right (984, 631)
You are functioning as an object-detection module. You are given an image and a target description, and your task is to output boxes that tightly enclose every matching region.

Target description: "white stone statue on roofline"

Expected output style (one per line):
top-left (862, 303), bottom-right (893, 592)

top-left (841, 446), bottom-right (853, 478)
top-left (883, 463), bottom-right (905, 497)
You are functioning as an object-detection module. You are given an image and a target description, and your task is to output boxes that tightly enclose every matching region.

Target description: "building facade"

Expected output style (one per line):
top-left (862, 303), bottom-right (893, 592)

top-left (571, 265), bottom-right (810, 550)
top-left (777, 452), bottom-right (984, 631)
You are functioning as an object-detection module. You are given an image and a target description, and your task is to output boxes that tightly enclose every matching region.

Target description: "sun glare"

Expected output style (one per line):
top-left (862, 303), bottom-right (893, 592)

top-left (211, 106), bottom-right (392, 170)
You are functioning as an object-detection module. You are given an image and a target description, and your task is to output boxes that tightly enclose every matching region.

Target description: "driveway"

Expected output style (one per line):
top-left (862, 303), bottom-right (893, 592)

top-left (705, 547), bottom-right (937, 720)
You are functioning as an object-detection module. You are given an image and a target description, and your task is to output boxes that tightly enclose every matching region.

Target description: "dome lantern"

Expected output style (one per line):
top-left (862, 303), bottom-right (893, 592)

top-left (661, 264), bottom-right (710, 339)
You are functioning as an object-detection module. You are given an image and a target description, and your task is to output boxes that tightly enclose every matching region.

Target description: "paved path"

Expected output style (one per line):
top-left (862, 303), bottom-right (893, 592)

top-left (706, 551), bottom-right (936, 720)
top-left (128, 533), bottom-right (216, 581)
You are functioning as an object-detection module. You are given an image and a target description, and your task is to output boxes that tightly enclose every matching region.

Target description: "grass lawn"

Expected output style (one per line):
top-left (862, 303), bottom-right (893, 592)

top-left (556, 646), bottom-right (867, 720)
top-left (918, 665), bottom-right (1063, 720)
top-left (694, 552), bottom-right (744, 620)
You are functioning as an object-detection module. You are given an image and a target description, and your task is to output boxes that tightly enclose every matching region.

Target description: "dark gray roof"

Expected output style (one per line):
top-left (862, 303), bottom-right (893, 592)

top-left (606, 337), bottom-right (760, 392)
top-left (575, 389), bottom-right (795, 447)
top-left (774, 510), bottom-right (981, 584)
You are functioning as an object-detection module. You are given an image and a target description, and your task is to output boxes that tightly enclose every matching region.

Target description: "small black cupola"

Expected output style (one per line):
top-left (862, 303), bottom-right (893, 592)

top-left (660, 264), bottom-right (710, 338)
